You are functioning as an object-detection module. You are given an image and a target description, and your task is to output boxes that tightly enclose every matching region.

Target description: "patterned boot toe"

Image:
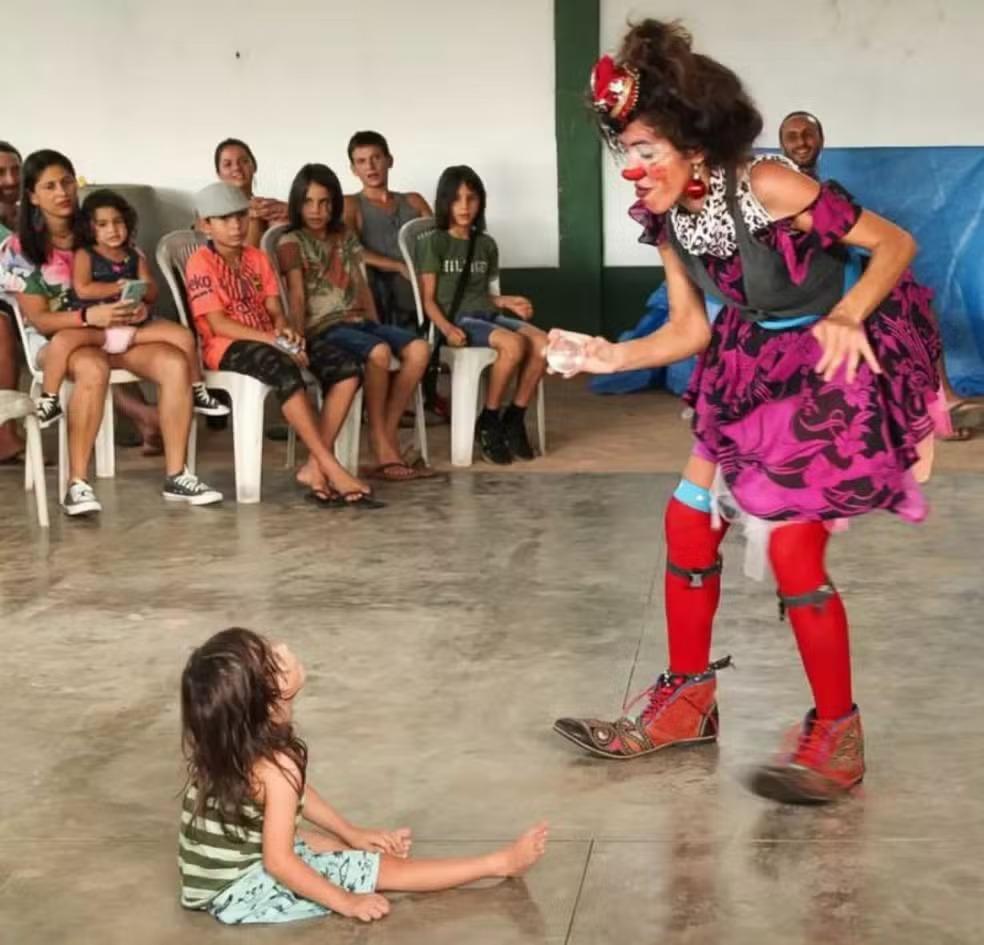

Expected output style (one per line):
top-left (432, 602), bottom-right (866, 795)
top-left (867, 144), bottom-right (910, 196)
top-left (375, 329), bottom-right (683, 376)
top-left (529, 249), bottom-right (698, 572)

top-left (749, 705), bottom-right (865, 805)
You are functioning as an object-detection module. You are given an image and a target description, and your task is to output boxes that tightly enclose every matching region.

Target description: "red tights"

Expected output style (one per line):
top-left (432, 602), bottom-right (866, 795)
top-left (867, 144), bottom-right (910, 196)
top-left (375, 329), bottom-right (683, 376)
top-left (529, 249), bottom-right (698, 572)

top-left (664, 499), bottom-right (853, 719)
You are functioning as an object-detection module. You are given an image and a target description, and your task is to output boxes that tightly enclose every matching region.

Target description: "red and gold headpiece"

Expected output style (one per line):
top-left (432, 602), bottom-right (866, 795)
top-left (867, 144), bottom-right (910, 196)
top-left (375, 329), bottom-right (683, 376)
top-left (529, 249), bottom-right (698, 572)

top-left (590, 54), bottom-right (640, 128)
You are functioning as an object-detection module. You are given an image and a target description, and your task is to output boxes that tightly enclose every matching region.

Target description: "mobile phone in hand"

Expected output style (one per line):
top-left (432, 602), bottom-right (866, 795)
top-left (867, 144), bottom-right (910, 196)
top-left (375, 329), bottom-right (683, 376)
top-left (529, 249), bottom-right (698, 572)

top-left (119, 280), bottom-right (148, 304)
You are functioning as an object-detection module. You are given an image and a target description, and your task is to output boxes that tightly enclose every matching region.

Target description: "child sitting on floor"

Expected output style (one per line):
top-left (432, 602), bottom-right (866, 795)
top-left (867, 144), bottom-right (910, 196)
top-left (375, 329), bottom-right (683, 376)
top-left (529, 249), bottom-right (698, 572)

top-left (33, 189), bottom-right (228, 428)
top-left (179, 627), bottom-right (548, 924)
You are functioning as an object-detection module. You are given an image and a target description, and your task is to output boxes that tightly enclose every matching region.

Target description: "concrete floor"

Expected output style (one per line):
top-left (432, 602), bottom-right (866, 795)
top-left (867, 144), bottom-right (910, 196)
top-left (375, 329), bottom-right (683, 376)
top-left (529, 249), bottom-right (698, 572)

top-left (2, 384), bottom-right (983, 944)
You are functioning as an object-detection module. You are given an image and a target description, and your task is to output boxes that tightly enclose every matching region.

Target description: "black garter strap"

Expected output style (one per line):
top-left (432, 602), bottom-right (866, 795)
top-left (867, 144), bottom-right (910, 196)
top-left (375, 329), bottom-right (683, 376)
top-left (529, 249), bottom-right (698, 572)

top-left (778, 582), bottom-right (836, 621)
top-left (667, 555), bottom-right (723, 589)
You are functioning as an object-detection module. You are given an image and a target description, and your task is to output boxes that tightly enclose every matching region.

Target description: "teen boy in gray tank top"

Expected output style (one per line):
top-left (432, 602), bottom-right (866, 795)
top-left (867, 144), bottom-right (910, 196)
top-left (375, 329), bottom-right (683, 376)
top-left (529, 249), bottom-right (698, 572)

top-left (343, 131), bottom-right (432, 330)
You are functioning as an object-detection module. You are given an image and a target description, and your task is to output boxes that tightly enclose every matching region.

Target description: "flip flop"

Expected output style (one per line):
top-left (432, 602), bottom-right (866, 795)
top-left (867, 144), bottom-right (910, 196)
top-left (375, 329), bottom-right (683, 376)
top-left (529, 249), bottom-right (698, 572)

top-left (304, 487), bottom-right (344, 508)
top-left (338, 491), bottom-right (386, 509)
top-left (368, 462), bottom-right (423, 482)
top-left (942, 427), bottom-right (974, 442)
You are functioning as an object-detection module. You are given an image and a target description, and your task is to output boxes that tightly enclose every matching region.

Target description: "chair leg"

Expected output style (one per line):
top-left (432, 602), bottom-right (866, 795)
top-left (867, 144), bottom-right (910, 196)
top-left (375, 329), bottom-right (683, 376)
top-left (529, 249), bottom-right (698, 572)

top-left (94, 387), bottom-right (115, 479)
top-left (286, 429), bottom-right (297, 469)
top-left (450, 367), bottom-right (483, 467)
top-left (335, 387), bottom-right (363, 474)
top-left (25, 381), bottom-right (39, 491)
top-left (414, 384), bottom-right (429, 465)
top-left (58, 383), bottom-right (72, 503)
top-left (536, 380), bottom-right (547, 456)
top-left (231, 383), bottom-right (267, 504)
top-left (24, 415), bottom-right (49, 528)
top-left (186, 415), bottom-right (198, 474)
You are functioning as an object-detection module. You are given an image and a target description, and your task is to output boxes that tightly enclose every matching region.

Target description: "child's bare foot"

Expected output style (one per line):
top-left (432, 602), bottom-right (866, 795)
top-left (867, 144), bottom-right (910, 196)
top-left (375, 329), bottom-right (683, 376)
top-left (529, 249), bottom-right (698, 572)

top-left (323, 462), bottom-right (372, 497)
top-left (493, 822), bottom-right (549, 878)
top-left (295, 459), bottom-right (326, 492)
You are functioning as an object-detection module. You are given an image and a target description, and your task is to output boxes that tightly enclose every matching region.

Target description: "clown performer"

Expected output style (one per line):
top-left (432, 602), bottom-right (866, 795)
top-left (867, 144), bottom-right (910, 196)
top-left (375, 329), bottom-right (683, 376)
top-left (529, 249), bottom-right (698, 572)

top-left (550, 20), bottom-right (944, 804)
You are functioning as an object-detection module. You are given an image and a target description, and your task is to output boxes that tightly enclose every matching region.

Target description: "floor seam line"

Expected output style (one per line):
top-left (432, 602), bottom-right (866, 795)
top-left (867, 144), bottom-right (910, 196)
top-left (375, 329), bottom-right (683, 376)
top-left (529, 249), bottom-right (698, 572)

top-left (563, 837), bottom-right (594, 945)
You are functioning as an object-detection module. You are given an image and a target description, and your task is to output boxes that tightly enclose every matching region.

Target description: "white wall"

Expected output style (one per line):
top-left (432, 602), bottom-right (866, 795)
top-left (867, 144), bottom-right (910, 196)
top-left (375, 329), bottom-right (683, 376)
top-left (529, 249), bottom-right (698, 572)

top-left (602, 0), bottom-right (984, 266)
top-left (0, 0), bottom-right (558, 268)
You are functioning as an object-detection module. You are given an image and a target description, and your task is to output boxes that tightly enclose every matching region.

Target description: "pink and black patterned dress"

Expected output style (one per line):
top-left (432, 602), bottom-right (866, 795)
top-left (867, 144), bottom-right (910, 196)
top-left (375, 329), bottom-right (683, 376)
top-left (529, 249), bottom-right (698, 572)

top-left (631, 164), bottom-right (941, 523)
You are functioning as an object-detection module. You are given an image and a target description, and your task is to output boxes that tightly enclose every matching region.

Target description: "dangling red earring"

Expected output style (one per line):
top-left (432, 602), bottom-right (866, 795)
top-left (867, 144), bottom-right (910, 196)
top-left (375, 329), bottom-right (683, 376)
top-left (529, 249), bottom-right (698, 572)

top-left (683, 164), bottom-right (707, 200)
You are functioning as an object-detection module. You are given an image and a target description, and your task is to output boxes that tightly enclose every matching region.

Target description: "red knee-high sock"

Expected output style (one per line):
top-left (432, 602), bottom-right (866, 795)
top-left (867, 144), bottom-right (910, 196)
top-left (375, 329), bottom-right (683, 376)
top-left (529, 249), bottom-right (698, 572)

top-left (664, 497), bottom-right (728, 675)
top-left (769, 523), bottom-right (853, 720)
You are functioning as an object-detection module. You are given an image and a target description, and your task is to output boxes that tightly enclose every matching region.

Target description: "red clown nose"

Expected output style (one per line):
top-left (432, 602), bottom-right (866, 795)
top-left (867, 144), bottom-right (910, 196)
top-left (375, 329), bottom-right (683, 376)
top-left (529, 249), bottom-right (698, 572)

top-left (621, 166), bottom-right (646, 181)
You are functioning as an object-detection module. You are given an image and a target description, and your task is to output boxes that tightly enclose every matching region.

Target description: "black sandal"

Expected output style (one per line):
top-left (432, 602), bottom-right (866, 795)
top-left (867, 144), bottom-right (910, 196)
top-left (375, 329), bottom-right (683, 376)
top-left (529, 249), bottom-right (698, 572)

top-left (304, 488), bottom-right (343, 508)
top-left (339, 491), bottom-right (386, 510)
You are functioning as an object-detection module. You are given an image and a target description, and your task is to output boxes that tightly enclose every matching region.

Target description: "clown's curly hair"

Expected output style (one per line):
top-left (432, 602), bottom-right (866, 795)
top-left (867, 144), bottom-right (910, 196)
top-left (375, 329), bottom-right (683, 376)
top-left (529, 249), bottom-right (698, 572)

top-left (597, 19), bottom-right (762, 167)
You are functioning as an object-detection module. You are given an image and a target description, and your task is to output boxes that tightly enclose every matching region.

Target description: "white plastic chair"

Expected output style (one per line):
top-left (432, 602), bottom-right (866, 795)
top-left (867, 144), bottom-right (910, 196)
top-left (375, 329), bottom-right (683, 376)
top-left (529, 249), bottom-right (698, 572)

top-left (1, 291), bottom-right (185, 504)
top-left (156, 229), bottom-right (363, 502)
top-left (260, 223), bottom-right (429, 469)
top-left (0, 390), bottom-right (48, 527)
top-left (398, 217), bottom-right (546, 466)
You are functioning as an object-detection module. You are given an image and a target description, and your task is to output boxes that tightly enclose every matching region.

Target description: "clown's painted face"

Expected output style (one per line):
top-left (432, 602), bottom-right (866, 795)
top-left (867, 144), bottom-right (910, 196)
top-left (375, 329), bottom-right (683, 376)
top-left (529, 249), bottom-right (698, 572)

top-left (617, 120), bottom-right (702, 214)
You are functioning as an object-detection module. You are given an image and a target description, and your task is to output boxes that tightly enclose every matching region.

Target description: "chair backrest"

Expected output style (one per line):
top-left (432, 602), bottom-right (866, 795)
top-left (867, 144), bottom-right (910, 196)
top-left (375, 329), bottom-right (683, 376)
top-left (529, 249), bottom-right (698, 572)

top-left (397, 219), bottom-right (502, 342)
top-left (398, 217), bottom-right (438, 340)
top-left (155, 229), bottom-right (207, 331)
top-left (0, 291), bottom-right (42, 381)
top-left (259, 223), bottom-right (290, 312)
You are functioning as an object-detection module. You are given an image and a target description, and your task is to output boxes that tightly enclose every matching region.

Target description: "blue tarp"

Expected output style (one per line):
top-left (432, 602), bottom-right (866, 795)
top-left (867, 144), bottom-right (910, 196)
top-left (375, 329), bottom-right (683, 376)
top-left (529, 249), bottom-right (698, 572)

top-left (598, 147), bottom-right (984, 396)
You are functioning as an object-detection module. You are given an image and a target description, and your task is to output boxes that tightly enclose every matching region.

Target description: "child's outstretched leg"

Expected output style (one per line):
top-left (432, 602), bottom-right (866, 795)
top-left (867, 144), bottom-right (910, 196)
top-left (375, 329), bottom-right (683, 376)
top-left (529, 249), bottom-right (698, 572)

top-left (36, 327), bottom-right (106, 428)
top-left (131, 321), bottom-right (229, 416)
top-left (554, 456), bottom-right (731, 758)
top-left (376, 822), bottom-right (548, 893)
top-left (749, 522), bottom-right (864, 805)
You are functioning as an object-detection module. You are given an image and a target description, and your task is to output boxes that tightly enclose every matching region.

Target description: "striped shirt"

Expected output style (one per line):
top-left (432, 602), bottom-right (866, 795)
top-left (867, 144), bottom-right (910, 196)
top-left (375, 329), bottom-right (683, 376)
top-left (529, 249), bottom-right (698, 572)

top-left (177, 783), bottom-right (303, 908)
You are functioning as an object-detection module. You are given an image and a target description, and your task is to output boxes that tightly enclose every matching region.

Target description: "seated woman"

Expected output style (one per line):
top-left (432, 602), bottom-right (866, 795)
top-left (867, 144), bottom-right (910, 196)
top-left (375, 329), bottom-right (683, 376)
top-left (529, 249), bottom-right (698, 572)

top-left (186, 181), bottom-right (379, 508)
top-left (278, 164), bottom-right (431, 481)
top-left (1, 149), bottom-right (222, 515)
top-left (214, 138), bottom-right (288, 249)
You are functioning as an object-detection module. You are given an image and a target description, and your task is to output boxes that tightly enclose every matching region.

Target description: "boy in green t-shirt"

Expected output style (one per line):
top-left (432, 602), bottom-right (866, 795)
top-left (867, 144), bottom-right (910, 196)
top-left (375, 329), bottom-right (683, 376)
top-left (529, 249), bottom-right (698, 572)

top-left (418, 166), bottom-right (547, 464)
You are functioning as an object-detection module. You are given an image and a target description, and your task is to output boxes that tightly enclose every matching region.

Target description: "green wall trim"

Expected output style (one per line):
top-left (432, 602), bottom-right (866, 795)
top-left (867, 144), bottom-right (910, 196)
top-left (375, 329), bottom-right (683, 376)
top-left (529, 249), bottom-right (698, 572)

top-left (503, 265), bottom-right (664, 340)
top-left (552, 0), bottom-right (602, 335)
top-left (508, 4), bottom-right (663, 340)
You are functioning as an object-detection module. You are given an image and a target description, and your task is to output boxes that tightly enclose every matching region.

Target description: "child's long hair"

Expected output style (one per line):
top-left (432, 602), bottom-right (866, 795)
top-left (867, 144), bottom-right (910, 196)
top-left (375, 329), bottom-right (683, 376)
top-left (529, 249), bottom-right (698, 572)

top-left (75, 189), bottom-right (138, 249)
top-left (434, 165), bottom-right (486, 233)
top-left (180, 628), bottom-right (307, 830)
top-left (286, 163), bottom-right (344, 235)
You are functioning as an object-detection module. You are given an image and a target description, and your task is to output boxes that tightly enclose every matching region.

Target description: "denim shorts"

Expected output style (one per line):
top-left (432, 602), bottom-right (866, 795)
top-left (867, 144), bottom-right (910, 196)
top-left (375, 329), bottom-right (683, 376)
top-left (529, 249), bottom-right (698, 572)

top-left (319, 320), bottom-right (418, 361)
top-left (455, 310), bottom-right (528, 347)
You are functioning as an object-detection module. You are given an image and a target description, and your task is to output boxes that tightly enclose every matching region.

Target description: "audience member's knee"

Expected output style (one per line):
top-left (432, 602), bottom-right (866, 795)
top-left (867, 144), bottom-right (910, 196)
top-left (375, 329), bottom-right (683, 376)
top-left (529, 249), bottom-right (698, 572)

top-left (367, 342), bottom-right (393, 369)
top-left (496, 332), bottom-right (526, 364)
top-left (403, 338), bottom-right (430, 368)
top-left (526, 330), bottom-right (548, 360)
top-left (158, 345), bottom-right (191, 386)
top-left (69, 347), bottom-right (110, 388)
top-left (174, 326), bottom-right (197, 356)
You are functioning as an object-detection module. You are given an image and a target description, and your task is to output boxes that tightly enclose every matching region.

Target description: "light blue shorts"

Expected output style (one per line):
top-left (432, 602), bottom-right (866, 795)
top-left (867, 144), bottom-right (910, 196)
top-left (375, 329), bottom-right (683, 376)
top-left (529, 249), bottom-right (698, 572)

top-left (207, 840), bottom-right (380, 925)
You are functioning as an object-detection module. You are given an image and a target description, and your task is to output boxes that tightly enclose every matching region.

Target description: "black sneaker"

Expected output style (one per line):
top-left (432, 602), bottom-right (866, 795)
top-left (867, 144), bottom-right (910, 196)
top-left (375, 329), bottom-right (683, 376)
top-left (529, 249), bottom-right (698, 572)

top-left (63, 479), bottom-right (101, 516)
top-left (35, 393), bottom-right (63, 430)
top-left (502, 408), bottom-right (535, 460)
top-left (192, 383), bottom-right (230, 417)
top-left (476, 412), bottom-right (512, 465)
top-left (162, 468), bottom-right (223, 505)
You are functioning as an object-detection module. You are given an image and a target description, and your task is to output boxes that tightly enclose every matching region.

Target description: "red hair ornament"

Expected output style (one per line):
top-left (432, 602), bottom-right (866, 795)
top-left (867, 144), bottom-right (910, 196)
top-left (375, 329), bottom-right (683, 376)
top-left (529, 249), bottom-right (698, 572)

top-left (590, 55), bottom-right (640, 128)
